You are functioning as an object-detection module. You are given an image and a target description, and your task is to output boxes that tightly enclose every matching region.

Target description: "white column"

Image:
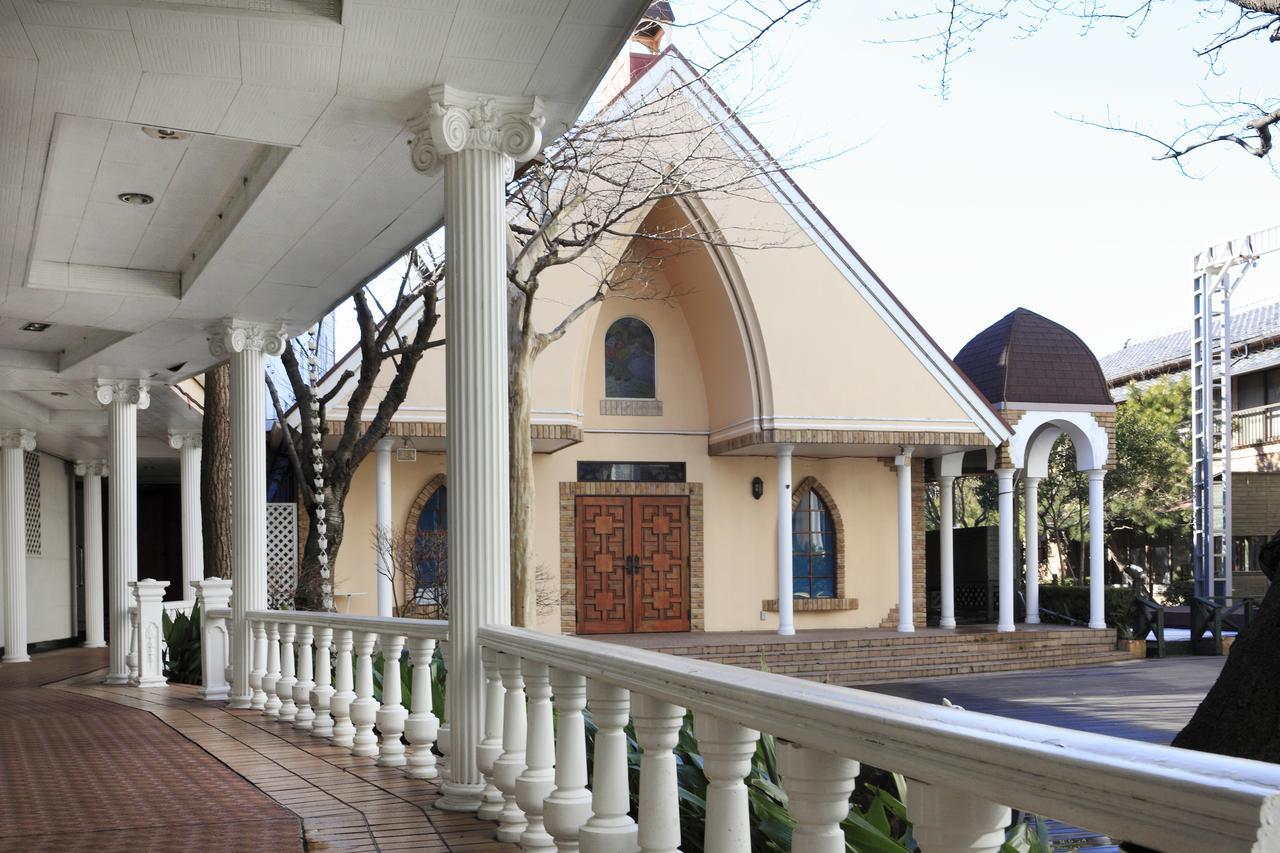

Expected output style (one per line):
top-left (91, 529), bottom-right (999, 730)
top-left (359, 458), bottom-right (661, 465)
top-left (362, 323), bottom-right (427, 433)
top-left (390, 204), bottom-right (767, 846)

top-left (996, 468), bottom-right (1016, 632)
top-left (1024, 476), bottom-right (1041, 625)
top-left (375, 438), bottom-right (395, 617)
top-left (407, 85), bottom-right (543, 811)
top-left (907, 780), bottom-right (1010, 853)
top-left (96, 381), bottom-right (149, 682)
top-left (75, 461), bottom-right (109, 648)
top-left (129, 579), bottom-right (169, 687)
top-left (1, 430), bottom-right (34, 663)
top-left (939, 475), bottom-right (956, 630)
top-left (209, 320), bottom-right (287, 707)
top-left (1088, 469), bottom-right (1107, 629)
top-left (776, 444), bottom-right (794, 636)
top-left (168, 432), bottom-right (204, 596)
top-left (895, 448), bottom-right (914, 632)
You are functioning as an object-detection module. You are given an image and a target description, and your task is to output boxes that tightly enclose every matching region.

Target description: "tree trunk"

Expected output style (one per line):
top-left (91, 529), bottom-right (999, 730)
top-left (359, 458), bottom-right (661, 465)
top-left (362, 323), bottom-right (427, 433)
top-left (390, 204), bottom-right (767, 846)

top-left (296, 485), bottom-right (346, 611)
top-left (201, 362), bottom-right (232, 580)
top-left (509, 330), bottom-right (537, 627)
top-left (1173, 535), bottom-right (1280, 761)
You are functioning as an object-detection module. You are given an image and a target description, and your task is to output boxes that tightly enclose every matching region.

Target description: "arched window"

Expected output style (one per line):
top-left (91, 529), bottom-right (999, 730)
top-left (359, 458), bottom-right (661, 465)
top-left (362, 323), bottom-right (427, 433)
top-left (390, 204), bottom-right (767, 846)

top-left (414, 486), bottom-right (447, 605)
top-left (793, 488), bottom-right (836, 598)
top-left (604, 317), bottom-right (656, 399)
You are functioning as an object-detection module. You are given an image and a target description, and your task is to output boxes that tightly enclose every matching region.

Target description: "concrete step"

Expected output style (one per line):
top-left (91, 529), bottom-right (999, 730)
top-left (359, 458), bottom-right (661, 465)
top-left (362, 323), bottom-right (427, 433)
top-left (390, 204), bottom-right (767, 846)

top-left (825, 652), bottom-right (1136, 686)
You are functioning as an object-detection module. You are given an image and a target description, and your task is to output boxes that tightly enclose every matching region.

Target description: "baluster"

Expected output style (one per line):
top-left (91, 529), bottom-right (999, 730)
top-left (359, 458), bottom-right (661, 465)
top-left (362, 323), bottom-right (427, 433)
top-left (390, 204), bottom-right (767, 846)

top-left (350, 631), bottom-right (379, 757)
top-left (544, 669), bottom-right (591, 853)
top-left (277, 622), bottom-right (298, 722)
top-left (777, 741), bottom-right (860, 853)
top-left (405, 636), bottom-right (440, 779)
top-left (330, 628), bottom-right (356, 748)
top-left (579, 681), bottom-right (637, 853)
top-left (311, 626), bottom-right (335, 738)
top-left (262, 621), bottom-right (282, 718)
top-left (493, 652), bottom-right (528, 843)
top-left (249, 619), bottom-right (267, 710)
top-left (633, 694), bottom-right (686, 853)
top-left (517, 660), bottom-right (556, 851)
top-left (377, 632), bottom-right (408, 767)
top-left (293, 624), bottom-right (315, 731)
top-left (907, 780), bottom-right (1011, 853)
top-left (476, 647), bottom-right (505, 819)
top-left (696, 715), bottom-right (759, 853)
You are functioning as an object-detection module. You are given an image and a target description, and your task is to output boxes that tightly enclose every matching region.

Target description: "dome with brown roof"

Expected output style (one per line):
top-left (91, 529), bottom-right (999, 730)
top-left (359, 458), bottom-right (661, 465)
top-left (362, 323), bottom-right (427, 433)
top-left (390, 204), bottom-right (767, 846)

top-left (954, 308), bottom-right (1113, 407)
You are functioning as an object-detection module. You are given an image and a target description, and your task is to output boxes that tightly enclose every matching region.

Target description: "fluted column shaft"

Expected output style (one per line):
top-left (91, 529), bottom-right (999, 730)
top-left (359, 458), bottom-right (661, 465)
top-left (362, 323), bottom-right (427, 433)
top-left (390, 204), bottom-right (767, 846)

top-left (76, 461), bottom-right (108, 648)
top-left (408, 86), bottom-right (542, 812)
top-left (97, 383), bottom-right (148, 682)
top-left (209, 321), bottom-right (286, 707)
top-left (1, 431), bottom-right (34, 663)
top-left (170, 433), bottom-right (204, 595)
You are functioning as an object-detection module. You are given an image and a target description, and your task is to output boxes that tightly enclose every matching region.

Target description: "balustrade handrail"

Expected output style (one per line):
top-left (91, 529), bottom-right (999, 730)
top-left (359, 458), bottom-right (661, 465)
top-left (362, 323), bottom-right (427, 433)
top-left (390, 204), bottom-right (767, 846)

top-left (246, 610), bottom-right (449, 641)
top-left (479, 624), bottom-right (1280, 853)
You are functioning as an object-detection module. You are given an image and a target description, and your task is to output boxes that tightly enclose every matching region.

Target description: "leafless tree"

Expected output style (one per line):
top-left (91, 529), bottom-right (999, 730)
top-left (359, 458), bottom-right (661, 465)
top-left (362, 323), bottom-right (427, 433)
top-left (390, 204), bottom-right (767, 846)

top-left (372, 524), bottom-right (450, 619)
top-left (271, 249), bottom-right (445, 611)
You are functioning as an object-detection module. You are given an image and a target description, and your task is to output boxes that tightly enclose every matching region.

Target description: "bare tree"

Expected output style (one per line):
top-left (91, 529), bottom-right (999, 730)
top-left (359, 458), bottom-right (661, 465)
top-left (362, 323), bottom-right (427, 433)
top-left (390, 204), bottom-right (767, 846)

top-left (271, 249), bottom-right (445, 611)
top-left (380, 524), bottom-right (448, 620)
top-left (885, 0), bottom-right (1280, 167)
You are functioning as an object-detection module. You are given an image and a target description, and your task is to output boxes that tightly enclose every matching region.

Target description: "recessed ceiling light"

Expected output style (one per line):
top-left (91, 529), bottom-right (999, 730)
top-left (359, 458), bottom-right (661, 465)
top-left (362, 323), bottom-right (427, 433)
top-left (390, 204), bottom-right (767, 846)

top-left (20, 321), bottom-right (50, 332)
top-left (142, 126), bottom-right (189, 142)
top-left (50, 391), bottom-right (68, 397)
top-left (118, 192), bottom-right (154, 206)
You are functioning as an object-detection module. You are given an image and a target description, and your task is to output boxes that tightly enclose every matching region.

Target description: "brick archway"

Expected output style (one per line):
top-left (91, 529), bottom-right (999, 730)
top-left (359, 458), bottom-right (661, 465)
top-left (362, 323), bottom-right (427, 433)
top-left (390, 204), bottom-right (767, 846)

top-left (401, 473), bottom-right (446, 612)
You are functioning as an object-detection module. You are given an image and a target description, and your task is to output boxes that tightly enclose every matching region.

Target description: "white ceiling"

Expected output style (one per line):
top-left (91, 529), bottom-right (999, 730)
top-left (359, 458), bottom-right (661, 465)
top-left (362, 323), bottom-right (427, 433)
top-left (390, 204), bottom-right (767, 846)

top-left (0, 0), bottom-right (648, 464)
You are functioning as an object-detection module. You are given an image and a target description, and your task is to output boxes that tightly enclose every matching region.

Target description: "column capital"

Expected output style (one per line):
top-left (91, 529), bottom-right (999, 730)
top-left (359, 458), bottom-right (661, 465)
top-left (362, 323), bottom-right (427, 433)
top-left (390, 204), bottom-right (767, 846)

top-left (0, 429), bottom-right (35, 451)
top-left (894, 446), bottom-right (913, 467)
top-left (95, 379), bottom-right (150, 410)
top-left (376, 437), bottom-right (396, 453)
top-left (407, 85), bottom-right (545, 177)
top-left (168, 431), bottom-right (202, 451)
top-left (74, 460), bottom-right (109, 477)
top-left (1086, 468), bottom-right (1106, 483)
top-left (1024, 474), bottom-right (1042, 486)
top-left (207, 319), bottom-right (288, 360)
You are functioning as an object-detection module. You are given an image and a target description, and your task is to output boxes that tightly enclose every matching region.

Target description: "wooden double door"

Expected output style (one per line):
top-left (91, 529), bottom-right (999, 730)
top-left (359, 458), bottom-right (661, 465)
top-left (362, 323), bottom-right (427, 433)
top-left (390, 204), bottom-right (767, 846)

top-left (575, 495), bottom-right (690, 634)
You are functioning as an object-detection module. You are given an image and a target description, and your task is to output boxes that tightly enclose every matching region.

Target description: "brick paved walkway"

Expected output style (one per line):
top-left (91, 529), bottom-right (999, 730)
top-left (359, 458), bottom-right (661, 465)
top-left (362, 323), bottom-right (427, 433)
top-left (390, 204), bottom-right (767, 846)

top-left (1, 648), bottom-right (512, 852)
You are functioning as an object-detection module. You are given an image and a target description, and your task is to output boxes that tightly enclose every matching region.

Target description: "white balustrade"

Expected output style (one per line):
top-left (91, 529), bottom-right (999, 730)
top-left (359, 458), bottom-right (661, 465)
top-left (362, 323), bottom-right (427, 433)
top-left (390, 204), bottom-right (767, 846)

top-left (544, 668), bottom-right (591, 853)
top-left (777, 741), bottom-right (859, 853)
top-left (129, 579), bottom-right (169, 687)
top-left (293, 624), bottom-right (315, 731)
top-left (262, 621), bottom-right (282, 718)
top-left (311, 626), bottom-right (335, 739)
top-left (696, 714), bottom-right (758, 852)
top-left (277, 622), bottom-right (298, 722)
top-left (377, 632), bottom-right (408, 767)
top-left (250, 618), bottom-right (267, 710)
top-left (493, 652), bottom-right (528, 843)
top-left (907, 781), bottom-right (1011, 853)
top-left (194, 579), bottom-right (232, 702)
top-left (406, 636), bottom-right (440, 780)
top-left (350, 631), bottom-right (379, 758)
top-left (476, 647), bottom-right (503, 815)
top-left (578, 681), bottom-right (637, 853)
top-left (330, 628), bottom-right (356, 749)
top-left (516, 659), bottom-right (556, 851)
top-left (633, 693), bottom-right (686, 853)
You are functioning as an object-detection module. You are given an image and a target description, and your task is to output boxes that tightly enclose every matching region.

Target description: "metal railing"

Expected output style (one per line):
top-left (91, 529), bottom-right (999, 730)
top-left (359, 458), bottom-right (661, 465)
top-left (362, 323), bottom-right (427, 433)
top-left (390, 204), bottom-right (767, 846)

top-left (1230, 401), bottom-right (1280, 447)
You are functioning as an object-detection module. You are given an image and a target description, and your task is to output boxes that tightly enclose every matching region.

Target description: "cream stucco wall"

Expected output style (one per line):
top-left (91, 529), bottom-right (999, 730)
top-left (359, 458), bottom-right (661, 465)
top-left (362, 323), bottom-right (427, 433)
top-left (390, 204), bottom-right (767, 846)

top-left (0, 451), bottom-right (74, 649)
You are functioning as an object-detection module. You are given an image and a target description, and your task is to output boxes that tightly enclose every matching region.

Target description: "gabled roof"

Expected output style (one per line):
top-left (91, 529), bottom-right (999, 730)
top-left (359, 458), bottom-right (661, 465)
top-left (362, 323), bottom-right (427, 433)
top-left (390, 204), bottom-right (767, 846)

top-left (954, 308), bottom-right (1113, 407)
top-left (1100, 299), bottom-right (1280, 385)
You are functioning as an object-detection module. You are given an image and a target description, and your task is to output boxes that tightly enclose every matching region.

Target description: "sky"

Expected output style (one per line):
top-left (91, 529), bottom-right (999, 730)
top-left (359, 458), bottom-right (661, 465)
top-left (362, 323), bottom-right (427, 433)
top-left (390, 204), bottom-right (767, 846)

top-left (337, 0), bottom-right (1279, 363)
top-left (674, 0), bottom-right (1280, 359)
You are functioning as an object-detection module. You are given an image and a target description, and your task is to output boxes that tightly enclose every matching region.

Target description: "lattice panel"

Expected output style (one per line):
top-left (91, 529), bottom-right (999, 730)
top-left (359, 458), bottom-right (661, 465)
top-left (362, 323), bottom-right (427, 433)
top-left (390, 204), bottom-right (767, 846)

top-left (23, 451), bottom-right (39, 556)
top-left (266, 502), bottom-right (298, 610)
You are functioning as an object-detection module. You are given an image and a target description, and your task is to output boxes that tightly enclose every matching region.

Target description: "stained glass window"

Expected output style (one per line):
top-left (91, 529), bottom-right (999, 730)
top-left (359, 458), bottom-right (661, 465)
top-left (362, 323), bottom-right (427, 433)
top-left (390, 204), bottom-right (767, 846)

top-left (415, 487), bottom-right (447, 604)
top-left (604, 317), bottom-right (656, 399)
top-left (792, 488), bottom-right (836, 598)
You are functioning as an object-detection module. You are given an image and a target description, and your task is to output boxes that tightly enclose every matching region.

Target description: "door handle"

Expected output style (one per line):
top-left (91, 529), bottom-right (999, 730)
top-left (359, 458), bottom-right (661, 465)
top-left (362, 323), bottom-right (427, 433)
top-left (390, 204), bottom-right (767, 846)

top-left (623, 555), bottom-right (635, 575)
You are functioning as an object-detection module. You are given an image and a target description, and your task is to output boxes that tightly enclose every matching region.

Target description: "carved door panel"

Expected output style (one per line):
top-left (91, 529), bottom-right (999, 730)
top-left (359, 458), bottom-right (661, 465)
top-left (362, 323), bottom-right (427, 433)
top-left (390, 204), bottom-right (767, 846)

top-left (632, 496), bottom-right (690, 633)
top-left (575, 497), bottom-right (632, 634)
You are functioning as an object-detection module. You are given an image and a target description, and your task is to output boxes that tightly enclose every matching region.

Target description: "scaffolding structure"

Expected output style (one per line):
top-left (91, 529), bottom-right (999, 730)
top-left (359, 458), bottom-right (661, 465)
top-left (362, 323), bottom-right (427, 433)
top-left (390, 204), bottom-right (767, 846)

top-left (1191, 225), bottom-right (1280, 598)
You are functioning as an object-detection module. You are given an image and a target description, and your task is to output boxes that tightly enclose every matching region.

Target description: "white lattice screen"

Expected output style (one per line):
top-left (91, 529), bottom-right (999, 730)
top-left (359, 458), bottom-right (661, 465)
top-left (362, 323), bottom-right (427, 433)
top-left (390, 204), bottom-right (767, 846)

top-left (23, 451), bottom-right (39, 556)
top-left (266, 502), bottom-right (298, 610)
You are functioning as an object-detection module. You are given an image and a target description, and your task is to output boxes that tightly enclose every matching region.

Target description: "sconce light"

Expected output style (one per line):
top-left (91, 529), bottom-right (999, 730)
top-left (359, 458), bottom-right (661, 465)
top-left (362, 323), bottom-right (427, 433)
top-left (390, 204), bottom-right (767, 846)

top-left (751, 476), bottom-right (764, 500)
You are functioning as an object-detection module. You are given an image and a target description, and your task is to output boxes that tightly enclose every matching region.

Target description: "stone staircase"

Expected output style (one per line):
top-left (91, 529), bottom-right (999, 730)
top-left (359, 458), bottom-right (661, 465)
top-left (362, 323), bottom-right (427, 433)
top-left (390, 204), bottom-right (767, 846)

top-left (662, 628), bottom-right (1132, 687)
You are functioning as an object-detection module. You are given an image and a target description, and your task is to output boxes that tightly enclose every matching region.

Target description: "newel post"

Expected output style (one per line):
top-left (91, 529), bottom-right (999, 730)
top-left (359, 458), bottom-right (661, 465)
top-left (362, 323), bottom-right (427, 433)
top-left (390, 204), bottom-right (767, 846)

top-left (192, 578), bottom-right (232, 700)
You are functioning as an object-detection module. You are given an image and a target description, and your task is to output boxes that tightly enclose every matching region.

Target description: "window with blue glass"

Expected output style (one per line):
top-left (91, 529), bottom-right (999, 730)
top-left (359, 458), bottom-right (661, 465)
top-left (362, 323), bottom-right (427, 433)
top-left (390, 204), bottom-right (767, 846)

top-left (793, 488), bottom-right (836, 598)
top-left (414, 486), bottom-right (447, 603)
top-left (604, 317), bottom-right (656, 398)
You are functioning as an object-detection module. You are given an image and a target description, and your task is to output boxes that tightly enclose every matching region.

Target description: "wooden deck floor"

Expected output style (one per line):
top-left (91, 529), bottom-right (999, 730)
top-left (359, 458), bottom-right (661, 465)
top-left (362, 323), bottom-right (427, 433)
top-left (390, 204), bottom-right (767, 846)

top-left (2, 648), bottom-right (511, 853)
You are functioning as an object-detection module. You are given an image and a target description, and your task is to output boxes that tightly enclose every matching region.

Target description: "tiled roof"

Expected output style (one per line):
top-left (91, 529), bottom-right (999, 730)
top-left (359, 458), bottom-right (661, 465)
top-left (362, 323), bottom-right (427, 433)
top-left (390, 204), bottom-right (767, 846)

top-left (953, 308), bottom-right (1113, 407)
top-left (1099, 300), bottom-right (1280, 384)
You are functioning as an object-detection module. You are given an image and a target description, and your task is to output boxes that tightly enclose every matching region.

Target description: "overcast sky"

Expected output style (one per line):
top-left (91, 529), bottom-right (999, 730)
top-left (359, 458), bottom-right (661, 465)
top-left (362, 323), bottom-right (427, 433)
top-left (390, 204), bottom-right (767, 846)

top-left (676, 0), bottom-right (1280, 359)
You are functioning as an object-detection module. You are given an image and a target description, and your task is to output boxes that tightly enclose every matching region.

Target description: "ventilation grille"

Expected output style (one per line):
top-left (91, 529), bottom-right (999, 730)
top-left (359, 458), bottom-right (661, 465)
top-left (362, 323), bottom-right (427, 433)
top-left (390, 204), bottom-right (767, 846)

top-left (24, 451), bottom-right (40, 556)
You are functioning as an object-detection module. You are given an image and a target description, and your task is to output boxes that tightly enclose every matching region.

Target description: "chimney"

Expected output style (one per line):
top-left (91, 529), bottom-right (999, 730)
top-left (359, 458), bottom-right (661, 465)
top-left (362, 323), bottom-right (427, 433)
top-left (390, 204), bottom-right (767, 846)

top-left (595, 2), bottom-right (676, 105)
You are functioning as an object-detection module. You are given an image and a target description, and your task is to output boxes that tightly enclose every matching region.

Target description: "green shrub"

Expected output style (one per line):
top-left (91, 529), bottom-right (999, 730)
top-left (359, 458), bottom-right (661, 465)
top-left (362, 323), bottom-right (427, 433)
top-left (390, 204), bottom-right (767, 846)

top-left (162, 601), bottom-right (202, 685)
top-left (1163, 578), bottom-right (1194, 606)
top-left (1037, 585), bottom-right (1138, 635)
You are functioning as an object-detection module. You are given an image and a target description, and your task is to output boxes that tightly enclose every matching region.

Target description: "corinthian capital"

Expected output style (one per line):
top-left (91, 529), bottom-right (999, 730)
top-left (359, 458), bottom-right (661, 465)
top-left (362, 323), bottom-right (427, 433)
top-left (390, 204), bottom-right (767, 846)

top-left (0, 429), bottom-right (36, 452)
top-left (208, 319), bottom-right (288, 360)
top-left (168, 432), bottom-right (202, 451)
top-left (95, 380), bottom-right (150, 410)
top-left (407, 85), bottom-right (545, 177)
top-left (74, 460), bottom-right (109, 477)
